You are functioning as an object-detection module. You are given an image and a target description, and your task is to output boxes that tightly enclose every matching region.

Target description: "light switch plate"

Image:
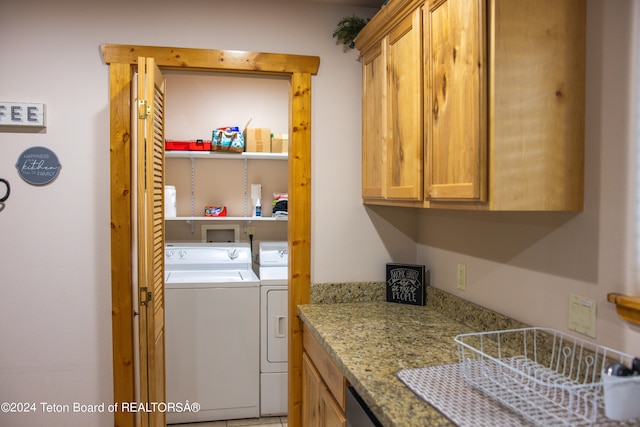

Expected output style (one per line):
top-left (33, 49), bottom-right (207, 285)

top-left (568, 293), bottom-right (596, 338)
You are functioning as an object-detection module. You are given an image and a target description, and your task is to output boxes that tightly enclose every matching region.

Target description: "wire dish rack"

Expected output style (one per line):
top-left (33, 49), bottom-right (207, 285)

top-left (454, 328), bottom-right (636, 426)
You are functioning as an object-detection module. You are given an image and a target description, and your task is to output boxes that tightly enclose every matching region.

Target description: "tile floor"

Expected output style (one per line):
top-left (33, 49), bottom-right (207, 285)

top-left (169, 416), bottom-right (287, 427)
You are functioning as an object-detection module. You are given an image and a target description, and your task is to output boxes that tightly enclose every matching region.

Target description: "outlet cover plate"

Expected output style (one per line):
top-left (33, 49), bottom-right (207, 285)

top-left (457, 264), bottom-right (466, 291)
top-left (568, 293), bottom-right (596, 338)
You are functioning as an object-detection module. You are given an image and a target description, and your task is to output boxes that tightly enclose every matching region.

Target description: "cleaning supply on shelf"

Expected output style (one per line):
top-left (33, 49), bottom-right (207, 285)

top-left (251, 184), bottom-right (262, 217)
top-left (255, 198), bottom-right (262, 217)
top-left (165, 185), bottom-right (177, 217)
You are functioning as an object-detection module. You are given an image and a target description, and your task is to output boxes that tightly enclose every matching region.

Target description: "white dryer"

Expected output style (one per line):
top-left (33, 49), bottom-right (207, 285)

top-left (164, 242), bottom-right (260, 424)
top-left (258, 241), bottom-right (288, 416)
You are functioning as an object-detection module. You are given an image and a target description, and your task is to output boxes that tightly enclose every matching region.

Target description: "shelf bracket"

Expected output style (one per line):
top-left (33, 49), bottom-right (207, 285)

top-left (607, 293), bottom-right (640, 325)
top-left (188, 157), bottom-right (195, 234)
top-left (244, 157), bottom-right (248, 218)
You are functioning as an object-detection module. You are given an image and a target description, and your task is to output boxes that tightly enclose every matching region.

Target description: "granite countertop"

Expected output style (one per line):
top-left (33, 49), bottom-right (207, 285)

top-left (297, 301), bottom-right (475, 427)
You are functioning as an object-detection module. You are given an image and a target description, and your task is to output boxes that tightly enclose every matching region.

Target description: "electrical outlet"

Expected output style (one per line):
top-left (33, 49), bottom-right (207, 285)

top-left (246, 225), bottom-right (256, 235)
top-left (457, 264), bottom-right (466, 291)
top-left (568, 293), bottom-right (596, 338)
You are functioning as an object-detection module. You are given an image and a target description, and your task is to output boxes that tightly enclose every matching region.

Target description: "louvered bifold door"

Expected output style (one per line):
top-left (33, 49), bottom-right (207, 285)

top-left (136, 56), bottom-right (166, 427)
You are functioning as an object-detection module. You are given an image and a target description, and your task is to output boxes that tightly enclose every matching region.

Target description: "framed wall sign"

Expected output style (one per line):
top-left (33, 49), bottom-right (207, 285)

top-left (16, 146), bottom-right (61, 185)
top-left (0, 102), bottom-right (46, 127)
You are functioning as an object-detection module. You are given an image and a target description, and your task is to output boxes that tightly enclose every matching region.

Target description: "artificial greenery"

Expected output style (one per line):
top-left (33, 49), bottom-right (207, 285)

top-left (332, 15), bottom-right (370, 49)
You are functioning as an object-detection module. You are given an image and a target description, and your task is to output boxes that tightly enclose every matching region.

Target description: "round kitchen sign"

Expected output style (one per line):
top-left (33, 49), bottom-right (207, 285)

top-left (16, 146), bottom-right (61, 185)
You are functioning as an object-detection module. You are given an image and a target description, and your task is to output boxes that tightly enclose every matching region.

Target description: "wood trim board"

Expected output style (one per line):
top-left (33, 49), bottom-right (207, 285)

top-left (103, 44), bottom-right (319, 427)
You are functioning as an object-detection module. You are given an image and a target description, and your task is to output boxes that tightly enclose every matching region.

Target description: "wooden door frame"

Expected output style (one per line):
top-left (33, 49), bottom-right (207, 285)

top-left (102, 44), bottom-right (319, 427)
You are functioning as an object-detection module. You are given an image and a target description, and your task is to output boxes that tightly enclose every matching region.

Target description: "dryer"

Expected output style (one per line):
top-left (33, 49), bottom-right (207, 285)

top-left (164, 242), bottom-right (260, 424)
top-left (258, 241), bottom-right (288, 416)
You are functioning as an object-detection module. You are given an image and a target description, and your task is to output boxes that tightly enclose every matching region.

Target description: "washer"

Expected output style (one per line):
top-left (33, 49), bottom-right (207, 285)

top-left (258, 241), bottom-right (289, 416)
top-left (164, 242), bottom-right (260, 424)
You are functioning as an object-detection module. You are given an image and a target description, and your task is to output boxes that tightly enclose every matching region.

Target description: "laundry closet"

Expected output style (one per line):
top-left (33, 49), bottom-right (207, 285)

top-left (104, 43), bottom-right (318, 427)
top-left (163, 70), bottom-right (290, 423)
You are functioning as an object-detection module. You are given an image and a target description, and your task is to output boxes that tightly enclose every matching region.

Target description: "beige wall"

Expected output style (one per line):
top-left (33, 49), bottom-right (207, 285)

top-left (0, 1), bottom-right (378, 426)
top-left (0, 0), bottom-right (638, 426)
top-left (414, 0), bottom-right (640, 356)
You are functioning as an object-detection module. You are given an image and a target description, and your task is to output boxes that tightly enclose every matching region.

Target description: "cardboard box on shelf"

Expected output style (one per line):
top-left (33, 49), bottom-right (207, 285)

top-left (271, 133), bottom-right (288, 153)
top-left (245, 128), bottom-right (271, 152)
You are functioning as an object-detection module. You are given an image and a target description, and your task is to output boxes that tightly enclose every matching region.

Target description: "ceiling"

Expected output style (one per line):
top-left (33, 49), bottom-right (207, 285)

top-left (302, 0), bottom-right (383, 8)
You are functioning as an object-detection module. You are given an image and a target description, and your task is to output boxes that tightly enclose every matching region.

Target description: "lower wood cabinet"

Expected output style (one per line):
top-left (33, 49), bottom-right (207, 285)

top-left (302, 324), bottom-right (347, 427)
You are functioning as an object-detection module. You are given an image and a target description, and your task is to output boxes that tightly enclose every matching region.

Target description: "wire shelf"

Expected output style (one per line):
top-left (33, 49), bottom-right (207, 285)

top-left (455, 328), bottom-right (637, 426)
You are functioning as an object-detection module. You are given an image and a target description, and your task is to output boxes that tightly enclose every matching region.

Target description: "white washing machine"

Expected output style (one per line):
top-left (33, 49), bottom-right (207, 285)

top-left (164, 242), bottom-right (260, 424)
top-left (258, 241), bottom-right (288, 416)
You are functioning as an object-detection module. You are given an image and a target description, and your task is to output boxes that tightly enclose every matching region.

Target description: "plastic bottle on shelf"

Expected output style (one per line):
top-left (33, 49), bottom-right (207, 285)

top-left (255, 198), bottom-right (262, 217)
top-left (165, 186), bottom-right (177, 217)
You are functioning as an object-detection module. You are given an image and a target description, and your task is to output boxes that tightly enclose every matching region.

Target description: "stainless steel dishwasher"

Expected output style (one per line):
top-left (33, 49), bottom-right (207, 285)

top-left (346, 386), bottom-right (383, 427)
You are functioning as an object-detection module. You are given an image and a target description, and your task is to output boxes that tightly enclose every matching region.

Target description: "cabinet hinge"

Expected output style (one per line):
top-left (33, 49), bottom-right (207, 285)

top-left (140, 287), bottom-right (152, 306)
top-left (138, 100), bottom-right (150, 119)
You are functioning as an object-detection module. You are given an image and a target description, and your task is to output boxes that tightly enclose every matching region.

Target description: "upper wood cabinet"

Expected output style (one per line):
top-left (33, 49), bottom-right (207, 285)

top-left (360, 1), bottom-right (424, 202)
top-left (387, 9), bottom-right (423, 201)
top-left (356, 0), bottom-right (585, 211)
top-left (426, 0), bottom-right (487, 202)
top-left (361, 43), bottom-right (386, 200)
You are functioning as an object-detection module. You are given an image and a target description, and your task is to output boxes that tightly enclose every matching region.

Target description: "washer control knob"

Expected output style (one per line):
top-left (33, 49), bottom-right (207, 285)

top-left (165, 250), bottom-right (174, 258)
top-left (178, 250), bottom-right (187, 258)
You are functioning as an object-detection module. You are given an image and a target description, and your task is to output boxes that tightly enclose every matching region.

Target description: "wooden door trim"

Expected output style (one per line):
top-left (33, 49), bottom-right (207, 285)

top-left (103, 44), bottom-right (319, 427)
top-left (108, 62), bottom-right (136, 427)
top-left (101, 44), bottom-right (320, 75)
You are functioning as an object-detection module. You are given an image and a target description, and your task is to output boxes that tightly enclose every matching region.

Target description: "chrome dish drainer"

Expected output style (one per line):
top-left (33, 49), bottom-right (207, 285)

top-left (455, 328), bottom-right (636, 426)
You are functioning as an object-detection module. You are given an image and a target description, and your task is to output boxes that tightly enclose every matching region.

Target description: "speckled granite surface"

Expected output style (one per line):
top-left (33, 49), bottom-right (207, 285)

top-left (300, 284), bottom-right (532, 427)
top-left (310, 282), bottom-right (529, 331)
top-left (298, 302), bottom-right (466, 426)
top-left (310, 282), bottom-right (386, 304)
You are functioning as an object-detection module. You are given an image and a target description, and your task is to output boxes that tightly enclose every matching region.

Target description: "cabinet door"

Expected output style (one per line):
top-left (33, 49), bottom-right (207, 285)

top-left (361, 43), bottom-right (387, 200)
top-left (386, 8), bottom-right (423, 201)
top-left (320, 384), bottom-right (347, 427)
top-left (426, 0), bottom-right (487, 201)
top-left (302, 353), bottom-right (322, 427)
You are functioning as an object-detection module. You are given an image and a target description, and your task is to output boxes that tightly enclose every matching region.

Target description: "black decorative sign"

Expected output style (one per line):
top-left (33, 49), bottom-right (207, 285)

top-left (386, 263), bottom-right (429, 306)
top-left (16, 146), bottom-right (61, 185)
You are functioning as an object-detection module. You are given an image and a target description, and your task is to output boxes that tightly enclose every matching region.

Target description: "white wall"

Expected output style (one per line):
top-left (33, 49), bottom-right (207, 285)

top-left (416, 0), bottom-right (640, 356)
top-left (0, 1), bottom-right (381, 425)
